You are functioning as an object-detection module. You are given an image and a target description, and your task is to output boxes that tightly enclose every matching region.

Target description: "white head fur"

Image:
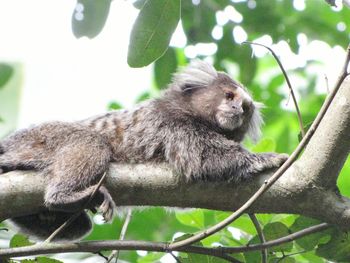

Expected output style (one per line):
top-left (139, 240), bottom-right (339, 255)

top-left (172, 59), bottom-right (218, 91)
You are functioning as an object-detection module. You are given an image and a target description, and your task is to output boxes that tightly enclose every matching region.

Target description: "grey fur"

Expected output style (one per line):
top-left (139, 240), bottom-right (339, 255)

top-left (0, 60), bottom-right (288, 240)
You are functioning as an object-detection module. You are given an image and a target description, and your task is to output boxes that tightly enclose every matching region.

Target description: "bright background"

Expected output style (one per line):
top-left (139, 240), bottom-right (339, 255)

top-left (1, 1), bottom-right (350, 262)
top-left (0, 0), bottom-right (151, 127)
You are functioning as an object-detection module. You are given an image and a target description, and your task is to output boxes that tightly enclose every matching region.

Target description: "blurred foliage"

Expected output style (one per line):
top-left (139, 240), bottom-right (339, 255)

top-left (0, 63), bottom-right (14, 89)
top-left (1, 0), bottom-right (350, 262)
top-left (0, 63), bottom-right (23, 138)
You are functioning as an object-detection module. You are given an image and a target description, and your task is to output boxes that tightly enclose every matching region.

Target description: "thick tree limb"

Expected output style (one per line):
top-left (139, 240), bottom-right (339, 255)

top-left (0, 78), bottom-right (350, 229)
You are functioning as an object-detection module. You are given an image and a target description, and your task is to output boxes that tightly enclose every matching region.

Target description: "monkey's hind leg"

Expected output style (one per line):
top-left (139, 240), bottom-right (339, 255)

top-left (44, 138), bottom-right (115, 222)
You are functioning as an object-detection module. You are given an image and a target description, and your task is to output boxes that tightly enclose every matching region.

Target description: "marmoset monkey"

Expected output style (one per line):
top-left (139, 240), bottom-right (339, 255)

top-left (0, 60), bottom-right (288, 240)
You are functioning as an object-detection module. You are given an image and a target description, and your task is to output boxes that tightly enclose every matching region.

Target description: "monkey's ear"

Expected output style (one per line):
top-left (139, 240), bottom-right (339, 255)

top-left (247, 102), bottom-right (264, 143)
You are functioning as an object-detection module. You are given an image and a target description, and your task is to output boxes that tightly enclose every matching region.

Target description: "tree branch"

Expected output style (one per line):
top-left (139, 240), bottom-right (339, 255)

top-left (0, 68), bottom-right (350, 239)
top-left (1, 74), bottom-right (350, 225)
top-left (0, 222), bottom-right (330, 259)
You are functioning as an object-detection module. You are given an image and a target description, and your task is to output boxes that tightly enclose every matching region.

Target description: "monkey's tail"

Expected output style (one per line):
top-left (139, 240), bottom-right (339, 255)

top-left (10, 211), bottom-right (92, 241)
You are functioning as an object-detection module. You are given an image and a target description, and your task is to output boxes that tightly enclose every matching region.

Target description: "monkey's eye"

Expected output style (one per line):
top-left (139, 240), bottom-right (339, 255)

top-left (225, 92), bottom-right (234, 101)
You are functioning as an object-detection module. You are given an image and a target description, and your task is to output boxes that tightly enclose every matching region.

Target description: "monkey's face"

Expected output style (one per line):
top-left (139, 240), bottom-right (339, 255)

top-left (217, 90), bottom-right (255, 133)
top-left (190, 73), bottom-right (254, 131)
top-left (214, 85), bottom-right (253, 131)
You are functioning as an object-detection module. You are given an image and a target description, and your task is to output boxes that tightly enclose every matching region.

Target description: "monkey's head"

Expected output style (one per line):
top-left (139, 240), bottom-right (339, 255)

top-left (170, 60), bottom-right (263, 142)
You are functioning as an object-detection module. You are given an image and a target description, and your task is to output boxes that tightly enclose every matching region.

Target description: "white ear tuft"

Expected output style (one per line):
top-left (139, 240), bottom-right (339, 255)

top-left (247, 102), bottom-right (264, 143)
top-left (172, 59), bottom-right (218, 91)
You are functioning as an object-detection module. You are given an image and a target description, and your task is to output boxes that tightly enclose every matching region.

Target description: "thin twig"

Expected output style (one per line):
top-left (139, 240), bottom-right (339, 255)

top-left (0, 223), bottom-right (330, 259)
top-left (275, 250), bottom-right (307, 263)
top-left (168, 44), bottom-right (350, 250)
top-left (106, 209), bottom-right (133, 263)
top-left (243, 41), bottom-right (306, 137)
top-left (219, 222), bottom-right (330, 253)
top-left (248, 214), bottom-right (267, 263)
top-left (44, 171), bottom-right (108, 243)
top-left (169, 251), bottom-right (182, 263)
top-left (0, 241), bottom-right (238, 262)
top-left (324, 74), bottom-right (330, 94)
top-left (97, 251), bottom-right (109, 260)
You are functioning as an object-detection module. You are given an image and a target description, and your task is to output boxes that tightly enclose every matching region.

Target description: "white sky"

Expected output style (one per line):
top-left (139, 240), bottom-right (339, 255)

top-left (0, 0), bottom-right (346, 127)
top-left (0, 0), bottom-right (152, 127)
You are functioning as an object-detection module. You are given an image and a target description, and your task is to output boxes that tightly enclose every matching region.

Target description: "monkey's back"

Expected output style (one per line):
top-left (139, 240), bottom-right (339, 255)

top-left (79, 102), bottom-right (168, 164)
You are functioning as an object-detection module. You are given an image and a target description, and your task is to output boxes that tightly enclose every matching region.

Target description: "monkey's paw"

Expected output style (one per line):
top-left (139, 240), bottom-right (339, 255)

top-left (95, 186), bottom-right (115, 222)
top-left (275, 153), bottom-right (289, 167)
top-left (252, 152), bottom-right (289, 174)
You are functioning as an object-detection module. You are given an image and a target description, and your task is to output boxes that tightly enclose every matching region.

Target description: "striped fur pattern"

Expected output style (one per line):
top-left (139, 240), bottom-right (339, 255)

top-left (0, 60), bottom-right (288, 240)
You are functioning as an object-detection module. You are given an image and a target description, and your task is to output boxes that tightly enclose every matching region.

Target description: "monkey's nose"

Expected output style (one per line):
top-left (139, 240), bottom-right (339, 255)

top-left (232, 105), bottom-right (244, 114)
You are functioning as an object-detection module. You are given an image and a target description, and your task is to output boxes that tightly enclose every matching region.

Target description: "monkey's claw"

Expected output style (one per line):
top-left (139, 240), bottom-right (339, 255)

top-left (97, 186), bottom-right (115, 222)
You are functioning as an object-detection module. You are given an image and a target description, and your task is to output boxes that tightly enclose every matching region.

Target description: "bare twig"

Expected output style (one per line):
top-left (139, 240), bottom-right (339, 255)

top-left (324, 74), bottom-right (330, 94)
top-left (168, 44), bottom-right (350, 250)
top-left (248, 214), bottom-right (267, 263)
top-left (243, 41), bottom-right (306, 137)
top-left (0, 223), bottom-right (330, 259)
top-left (276, 250), bottom-right (307, 262)
top-left (106, 209), bottom-right (133, 263)
top-left (45, 171), bottom-right (108, 243)
top-left (220, 222), bottom-right (330, 253)
top-left (0, 240), bottom-right (239, 262)
top-left (169, 251), bottom-right (182, 263)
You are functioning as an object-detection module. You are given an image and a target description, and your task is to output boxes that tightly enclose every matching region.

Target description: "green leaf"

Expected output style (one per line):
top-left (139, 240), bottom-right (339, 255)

top-left (127, 0), bottom-right (180, 67)
top-left (290, 216), bottom-right (331, 251)
top-left (215, 212), bottom-right (255, 236)
top-left (10, 234), bottom-right (34, 248)
top-left (337, 157), bottom-right (350, 197)
top-left (316, 229), bottom-right (350, 261)
top-left (135, 91), bottom-right (151, 103)
top-left (71, 0), bottom-right (111, 38)
top-left (180, 253), bottom-right (227, 263)
top-left (0, 63), bottom-right (14, 89)
top-left (108, 101), bottom-right (123, 110)
top-left (137, 252), bottom-right (163, 263)
top-left (154, 47), bottom-right (178, 89)
top-left (263, 222), bottom-right (293, 252)
top-left (176, 210), bottom-right (204, 229)
top-left (275, 257), bottom-right (296, 263)
top-left (36, 257), bottom-right (64, 263)
top-left (238, 46), bottom-right (257, 86)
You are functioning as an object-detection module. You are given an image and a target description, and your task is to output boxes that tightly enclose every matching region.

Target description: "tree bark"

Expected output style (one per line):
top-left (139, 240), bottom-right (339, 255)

top-left (1, 77), bottom-right (349, 228)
